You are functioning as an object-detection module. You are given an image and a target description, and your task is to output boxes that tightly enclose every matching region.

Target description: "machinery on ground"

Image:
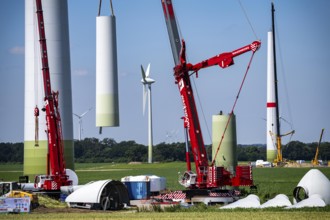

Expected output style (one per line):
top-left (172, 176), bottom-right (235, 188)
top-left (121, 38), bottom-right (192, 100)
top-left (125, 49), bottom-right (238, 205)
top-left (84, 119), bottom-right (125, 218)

top-left (268, 3), bottom-right (295, 166)
top-left (161, 0), bottom-right (260, 191)
top-left (0, 182), bottom-right (39, 209)
top-left (33, 0), bottom-right (72, 191)
top-left (6, 190), bottom-right (39, 209)
top-left (0, 182), bottom-right (20, 197)
top-left (312, 128), bottom-right (325, 166)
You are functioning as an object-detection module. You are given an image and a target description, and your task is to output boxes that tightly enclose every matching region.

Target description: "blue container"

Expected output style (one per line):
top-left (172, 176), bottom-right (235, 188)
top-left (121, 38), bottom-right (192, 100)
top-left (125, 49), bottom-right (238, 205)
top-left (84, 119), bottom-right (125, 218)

top-left (123, 181), bottom-right (150, 200)
top-left (59, 193), bottom-right (68, 202)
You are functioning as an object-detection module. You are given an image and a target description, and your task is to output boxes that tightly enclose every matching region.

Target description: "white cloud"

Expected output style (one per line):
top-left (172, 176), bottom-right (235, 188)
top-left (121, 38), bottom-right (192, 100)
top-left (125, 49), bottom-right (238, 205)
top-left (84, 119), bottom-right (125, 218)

top-left (9, 46), bottom-right (24, 55)
top-left (73, 69), bottom-right (88, 76)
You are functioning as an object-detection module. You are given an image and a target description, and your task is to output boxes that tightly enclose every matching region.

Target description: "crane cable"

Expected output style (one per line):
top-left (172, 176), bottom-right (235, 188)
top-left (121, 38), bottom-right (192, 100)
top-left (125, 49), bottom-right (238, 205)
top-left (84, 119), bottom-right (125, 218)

top-left (237, 0), bottom-right (259, 40)
top-left (172, 1), bottom-right (212, 142)
top-left (275, 23), bottom-right (295, 134)
top-left (210, 0), bottom-right (260, 164)
top-left (98, 0), bottom-right (114, 16)
top-left (192, 0), bottom-right (261, 144)
top-left (191, 77), bottom-right (212, 142)
top-left (211, 51), bottom-right (257, 166)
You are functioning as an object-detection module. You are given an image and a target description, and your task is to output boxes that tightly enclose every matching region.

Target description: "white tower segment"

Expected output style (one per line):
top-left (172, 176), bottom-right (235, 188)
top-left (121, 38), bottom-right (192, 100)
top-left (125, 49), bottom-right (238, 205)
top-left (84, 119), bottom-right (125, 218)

top-left (266, 31), bottom-right (277, 162)
top-left (24, 0), bottom-right (74, 177)
top-left (96, 11), bottom-right (119, 129)
top-left (141, 64), bottom-right (155, 164)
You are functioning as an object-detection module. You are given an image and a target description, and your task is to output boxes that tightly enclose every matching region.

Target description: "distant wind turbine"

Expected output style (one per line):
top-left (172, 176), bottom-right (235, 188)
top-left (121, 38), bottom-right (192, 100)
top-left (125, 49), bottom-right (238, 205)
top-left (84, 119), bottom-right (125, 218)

top-left (73, 107), bottom-right (92, 141)
top-left (141, 63), bottom-right (155, 164)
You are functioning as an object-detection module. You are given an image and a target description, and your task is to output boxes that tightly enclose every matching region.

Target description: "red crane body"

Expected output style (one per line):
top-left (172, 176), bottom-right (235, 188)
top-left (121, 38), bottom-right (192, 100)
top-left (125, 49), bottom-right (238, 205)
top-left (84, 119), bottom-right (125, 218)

top-left (162, 0), bottom-right (260, 189)
top-left (34, 0), bottom-right (71, 191)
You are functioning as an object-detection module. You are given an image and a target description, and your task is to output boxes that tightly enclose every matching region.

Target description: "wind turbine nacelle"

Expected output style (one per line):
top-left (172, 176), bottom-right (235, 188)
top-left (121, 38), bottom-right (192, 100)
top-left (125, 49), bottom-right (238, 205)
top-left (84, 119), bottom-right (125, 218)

top-left (141, 78), bottom-right (156, 84)
top-left (141, 63), bottom-right (156, 85)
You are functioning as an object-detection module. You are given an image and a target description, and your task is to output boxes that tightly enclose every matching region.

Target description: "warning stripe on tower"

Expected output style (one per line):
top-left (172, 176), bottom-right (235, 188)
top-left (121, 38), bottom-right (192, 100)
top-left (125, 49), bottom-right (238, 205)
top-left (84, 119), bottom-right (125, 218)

top-left (267, 102), bottom-right (276, 108)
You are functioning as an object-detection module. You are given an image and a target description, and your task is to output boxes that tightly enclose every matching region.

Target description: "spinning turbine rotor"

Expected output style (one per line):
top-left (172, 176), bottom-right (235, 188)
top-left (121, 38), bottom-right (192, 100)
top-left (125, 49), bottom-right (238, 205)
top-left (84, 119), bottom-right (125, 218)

top-left (73, 107), bottom-right (92, 141)
top-left (141, 63), bottom-right (155, 115)
top-left (140, 63), bottom-right (155, 163)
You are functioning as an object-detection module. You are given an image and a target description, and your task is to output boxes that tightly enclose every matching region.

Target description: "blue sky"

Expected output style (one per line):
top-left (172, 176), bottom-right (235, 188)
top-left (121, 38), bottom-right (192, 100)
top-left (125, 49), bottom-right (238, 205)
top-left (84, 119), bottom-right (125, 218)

top-left (0, 0), bottom-right (329, 145)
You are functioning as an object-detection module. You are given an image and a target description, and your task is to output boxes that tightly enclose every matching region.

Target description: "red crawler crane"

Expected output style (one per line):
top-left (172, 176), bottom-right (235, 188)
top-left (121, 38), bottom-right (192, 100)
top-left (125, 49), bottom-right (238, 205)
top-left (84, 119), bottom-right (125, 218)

top-left (162, 0), bottom-right (261, 190)
top-left (33, 0), bottom-right (72, 191)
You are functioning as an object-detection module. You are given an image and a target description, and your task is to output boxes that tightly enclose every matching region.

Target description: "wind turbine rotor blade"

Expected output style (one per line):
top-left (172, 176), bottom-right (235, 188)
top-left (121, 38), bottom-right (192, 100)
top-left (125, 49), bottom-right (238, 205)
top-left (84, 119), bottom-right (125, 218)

top-left (146, 63), bottom-right (151, 77)
top-left (73, 113), bottom-right (80, 118)
top-left (80, 107), bottom-right (92, 117)
top-left (80, 110), bottom-right (89, 117)
top-left (141, 65), bottom-right (147, 83)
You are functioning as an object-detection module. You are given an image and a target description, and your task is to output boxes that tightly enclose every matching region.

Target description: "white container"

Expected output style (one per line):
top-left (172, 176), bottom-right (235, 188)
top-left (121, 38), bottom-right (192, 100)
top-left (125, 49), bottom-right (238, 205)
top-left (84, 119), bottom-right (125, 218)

top-left (148, 175), bottom-right (166, 192)
top-left (121, 175), bottom-right (166, 192)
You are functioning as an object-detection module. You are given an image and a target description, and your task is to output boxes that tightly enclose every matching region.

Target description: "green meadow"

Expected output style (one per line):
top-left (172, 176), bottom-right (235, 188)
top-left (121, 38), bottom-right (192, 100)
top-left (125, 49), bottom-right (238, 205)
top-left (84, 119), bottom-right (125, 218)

top-left (0, 163), bottom-right (329, 219)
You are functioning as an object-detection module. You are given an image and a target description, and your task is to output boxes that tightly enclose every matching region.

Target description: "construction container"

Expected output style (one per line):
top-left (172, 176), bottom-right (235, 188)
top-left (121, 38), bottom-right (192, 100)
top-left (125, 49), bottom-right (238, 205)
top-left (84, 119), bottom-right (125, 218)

top-left (121, 176), bottom-right (151, 200)
top-left (148, 175), bottom-right (166, 193)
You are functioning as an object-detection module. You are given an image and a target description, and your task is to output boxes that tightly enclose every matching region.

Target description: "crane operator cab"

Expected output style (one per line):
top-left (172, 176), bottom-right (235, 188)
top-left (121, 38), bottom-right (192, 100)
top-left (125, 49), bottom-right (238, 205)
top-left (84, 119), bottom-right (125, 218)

top-left (179, 171), bottom-right (197, 188)
top-left (34, 175), bottom-right (50, 189)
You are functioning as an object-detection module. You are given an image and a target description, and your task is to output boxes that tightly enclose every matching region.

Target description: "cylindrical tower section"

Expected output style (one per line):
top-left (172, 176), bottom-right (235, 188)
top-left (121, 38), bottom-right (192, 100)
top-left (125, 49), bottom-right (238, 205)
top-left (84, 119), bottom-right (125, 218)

top-left (24, 0), bottom-right (74, 179)
top-left (96, 16), bottom-right (119, 127)
top-left (212, 112), bottom-right (237, 174)
top-left (266, 31), bottom-right (277, 162)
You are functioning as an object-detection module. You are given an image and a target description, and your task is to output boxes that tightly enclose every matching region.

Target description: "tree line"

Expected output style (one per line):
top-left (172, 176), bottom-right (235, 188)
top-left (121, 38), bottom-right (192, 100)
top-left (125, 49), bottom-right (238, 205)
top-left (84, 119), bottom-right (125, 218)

top-left (0, 139), bottom-right (329, 163)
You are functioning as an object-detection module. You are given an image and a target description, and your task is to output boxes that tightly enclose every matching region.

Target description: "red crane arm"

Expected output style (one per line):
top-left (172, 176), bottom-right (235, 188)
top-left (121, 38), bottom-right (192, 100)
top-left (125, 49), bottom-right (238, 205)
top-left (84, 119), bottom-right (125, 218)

top-left (161, 0), bottom-right (182, 65)
top-left (173, 39), bottom-right (260, 188)
top-left (188, 41), bottom-right (261, 72)
top-left (35, 0), bottom-right (66, 177)
top-left (162, 0), bottom-right (260, 189)
top-left (173, 40), bottom-right (209, 188)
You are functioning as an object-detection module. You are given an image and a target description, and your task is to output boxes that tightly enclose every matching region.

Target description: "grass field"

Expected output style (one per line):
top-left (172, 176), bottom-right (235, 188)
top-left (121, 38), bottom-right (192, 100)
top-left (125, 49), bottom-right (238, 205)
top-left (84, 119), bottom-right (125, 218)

top-left (1, 209), bottom-right (330, 220)
top-left (0, 162), bottom-right (329, 219)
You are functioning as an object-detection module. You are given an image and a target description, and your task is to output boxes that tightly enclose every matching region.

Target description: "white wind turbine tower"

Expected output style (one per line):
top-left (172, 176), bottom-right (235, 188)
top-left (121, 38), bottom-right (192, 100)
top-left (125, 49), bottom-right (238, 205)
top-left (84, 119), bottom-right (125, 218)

top-left (141, 63), bottom-right (155, 164)
top-left (73, 108), bottom-right (92, 141)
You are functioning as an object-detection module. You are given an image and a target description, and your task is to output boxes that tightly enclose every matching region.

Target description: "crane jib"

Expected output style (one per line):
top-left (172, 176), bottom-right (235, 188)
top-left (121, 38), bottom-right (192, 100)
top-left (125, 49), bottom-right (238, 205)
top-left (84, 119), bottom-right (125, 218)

top-left (35, 0), bottom-right (70, 191)
top-left (162, 0), bottom-right (260, 189)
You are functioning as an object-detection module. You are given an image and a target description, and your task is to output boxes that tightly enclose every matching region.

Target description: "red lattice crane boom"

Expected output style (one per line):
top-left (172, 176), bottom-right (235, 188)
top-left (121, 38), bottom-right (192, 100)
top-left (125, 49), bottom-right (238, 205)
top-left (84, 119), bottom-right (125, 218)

top-left (162, 0), bottom-right (260, 189)
top-left (34, 0), bottom-right (72, 191)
